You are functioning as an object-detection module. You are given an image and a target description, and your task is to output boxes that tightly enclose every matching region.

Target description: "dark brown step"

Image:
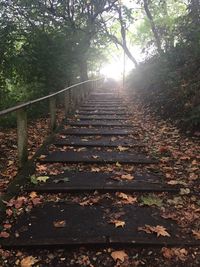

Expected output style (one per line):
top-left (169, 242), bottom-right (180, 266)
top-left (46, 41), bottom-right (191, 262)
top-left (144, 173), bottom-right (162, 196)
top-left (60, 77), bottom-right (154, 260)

top-left (54, 136), bottom-right (142, 147)
top-left (80, 105), bottom-right (126, 108)
top-left (61, 128), bottom-right (133, 136)
top-left (26, 171), bottom-right (179, 193)
top-left (76, 111), bottom-right (130, 115)
top-left (41, 151), bottom-right (157, 164)
top-left (2, 203), bottom-right (197, 248)
top-left (67, 121), bottom-right (132, 127)
top-left (79, 108), bottom-right (126, 112)
top-left (75, 116), bottom-right (129, 120)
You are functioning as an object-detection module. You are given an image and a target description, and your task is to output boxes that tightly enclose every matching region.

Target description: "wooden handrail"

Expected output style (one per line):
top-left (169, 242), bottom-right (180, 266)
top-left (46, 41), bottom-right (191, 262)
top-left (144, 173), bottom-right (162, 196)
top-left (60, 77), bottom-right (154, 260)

top-left (0, 77), bottom-right (103, 167)
top-left (0, 78), bottom-right (102, 117)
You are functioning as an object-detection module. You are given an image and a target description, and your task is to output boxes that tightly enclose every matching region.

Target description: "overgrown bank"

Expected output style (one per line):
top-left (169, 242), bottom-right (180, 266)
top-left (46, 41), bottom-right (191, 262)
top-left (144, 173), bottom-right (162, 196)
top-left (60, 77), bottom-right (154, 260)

top-left (127, 1), bottom-right (200, 134)
top-left (128, 53), bottom-right (200, 133)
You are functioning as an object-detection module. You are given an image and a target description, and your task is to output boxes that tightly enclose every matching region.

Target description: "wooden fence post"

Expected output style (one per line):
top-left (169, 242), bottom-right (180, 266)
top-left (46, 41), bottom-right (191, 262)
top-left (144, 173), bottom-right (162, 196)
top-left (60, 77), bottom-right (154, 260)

top-left (64, 90), bottom-right (70, 117)
top-left (68, 89), bottom-right (72, 113)
top-left (49, 96), bottom-right (56, 131)
top-left (17, 108), bottom-right (28, 167)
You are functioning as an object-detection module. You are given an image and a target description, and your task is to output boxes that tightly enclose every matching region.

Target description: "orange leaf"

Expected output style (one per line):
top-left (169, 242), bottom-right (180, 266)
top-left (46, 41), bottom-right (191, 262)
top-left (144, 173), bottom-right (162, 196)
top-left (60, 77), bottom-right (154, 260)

top-left (20, 256), bottom-right (38, 267)
top-left (121, 174), bottom-right (134, 180)
top-left (192, 230), bottom-right (200, 240)
top-left (138, 224), bottom-right (170, 237)
top-left (111, 250), bottom-right (128, 262)
top-left (53, 220), bottom-right (66, 228)
top-left (110, 220), bottom-right (125, 228)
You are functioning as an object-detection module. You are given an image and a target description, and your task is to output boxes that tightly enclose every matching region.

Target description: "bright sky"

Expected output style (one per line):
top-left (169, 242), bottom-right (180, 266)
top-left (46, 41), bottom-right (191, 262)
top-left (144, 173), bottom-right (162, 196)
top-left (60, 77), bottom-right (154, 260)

top-left (100, 46), bottom-right (142, 80)
top-left (100, 0), bottom-right (142, 80)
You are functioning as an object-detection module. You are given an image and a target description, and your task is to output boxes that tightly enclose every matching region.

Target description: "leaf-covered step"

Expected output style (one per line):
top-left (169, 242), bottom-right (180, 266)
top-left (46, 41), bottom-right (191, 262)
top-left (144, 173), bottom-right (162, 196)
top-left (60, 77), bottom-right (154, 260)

top-left (1, 202), bottom-right (198, 248)
top-left (40, 151), bottom-right (158, 164)
top-left (60, 128), bottom-right (134, 136)
top-left (26, 171), bottom-right (179, 193)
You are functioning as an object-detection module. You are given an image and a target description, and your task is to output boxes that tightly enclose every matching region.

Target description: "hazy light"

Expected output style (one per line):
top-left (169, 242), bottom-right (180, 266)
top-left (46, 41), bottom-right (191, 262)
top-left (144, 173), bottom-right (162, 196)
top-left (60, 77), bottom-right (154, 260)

top-left (100, 46), bottom-right (142, 80)
top-left (100, 61), bottom-right (123, 80)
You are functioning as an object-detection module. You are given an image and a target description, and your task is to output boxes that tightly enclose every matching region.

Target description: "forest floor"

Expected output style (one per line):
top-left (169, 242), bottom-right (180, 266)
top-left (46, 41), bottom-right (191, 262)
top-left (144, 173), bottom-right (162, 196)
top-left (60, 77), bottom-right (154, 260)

top-left (0, 88), bottom-right (200, 267)
top-left (0, 108), bottom-right (65, 195)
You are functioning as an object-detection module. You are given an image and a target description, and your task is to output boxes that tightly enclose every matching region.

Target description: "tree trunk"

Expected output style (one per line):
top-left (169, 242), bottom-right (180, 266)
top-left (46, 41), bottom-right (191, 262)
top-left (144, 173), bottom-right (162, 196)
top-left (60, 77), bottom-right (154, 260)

top-left (117, 5), bottom-right (138, 67)
top-left (143, 0), bottom-right (163, 55)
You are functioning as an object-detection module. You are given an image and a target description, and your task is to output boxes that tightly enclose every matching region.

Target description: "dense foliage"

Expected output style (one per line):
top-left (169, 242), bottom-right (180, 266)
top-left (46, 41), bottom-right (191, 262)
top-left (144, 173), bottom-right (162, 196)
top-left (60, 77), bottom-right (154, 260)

top-left (0, 0), bottom-right (115, 109)
top-left (127, 0), bottom-right (200, 132)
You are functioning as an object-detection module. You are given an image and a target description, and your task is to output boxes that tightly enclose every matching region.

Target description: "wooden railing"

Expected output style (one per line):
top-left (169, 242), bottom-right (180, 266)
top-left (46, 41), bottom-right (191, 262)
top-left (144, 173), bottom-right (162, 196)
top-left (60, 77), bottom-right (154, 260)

top-left (0, 78), bottom-right (103, 167)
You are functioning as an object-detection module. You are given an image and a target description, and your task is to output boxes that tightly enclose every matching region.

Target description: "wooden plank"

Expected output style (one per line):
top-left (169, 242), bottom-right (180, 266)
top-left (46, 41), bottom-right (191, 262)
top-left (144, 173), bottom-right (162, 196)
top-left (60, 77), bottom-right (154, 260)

top-left (26, 171), bottom-right (179, 193)
top-left (67, 121), bottom-right (132, 127)
top-left (76, 111), bottom-right (130, 115)
top-left (2, 203), bottom-right (198, 248)
top-left (41, 151), bottom-right (157, 164)
top-left (74, 116), bottom-right (129, 120)
top-left (54, 136), bottom-right (142, 147)
top-left (79, 107), bottom-right (126, 111)
top-left (80, 105), bottom-right (126, 108)
top-left (61, 128), bottom-right (133, 135)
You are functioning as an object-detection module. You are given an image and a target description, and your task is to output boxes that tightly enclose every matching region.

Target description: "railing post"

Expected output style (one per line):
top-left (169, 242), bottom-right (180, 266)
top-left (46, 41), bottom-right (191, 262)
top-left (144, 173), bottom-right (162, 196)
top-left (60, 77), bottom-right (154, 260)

top-left (49, 96), bottom-right (56, 131)
top-left (64, 90), bottom-right (70, 117)
top-left (68, 89), bottom-right (73, 114)
top-left (17, 108), bottom-right (28, 167)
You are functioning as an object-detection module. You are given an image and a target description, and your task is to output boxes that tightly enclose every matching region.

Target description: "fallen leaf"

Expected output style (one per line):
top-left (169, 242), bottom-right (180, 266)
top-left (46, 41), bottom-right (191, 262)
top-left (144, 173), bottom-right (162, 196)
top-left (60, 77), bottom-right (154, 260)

top-left (179, 188), bottom-right (190, 195)
top-left (116, 162), bottom-right (121, 167)
top-left (138, 224), bottom-right (170, 237)
top-left (79, 196), bottom-right (100, 206)
top-left (140, 195), bottom-right (163, 207)
top-left (53, 220), bottom-right (66, 228)
top-left (20, 256), bottom-right (38, 267)
top-left (30, 175), bottom-right (38, 185)
top-left (153, 225), bottom-right (171, 237)
top-left (110, 220), bottom-right (125, 228)
top-left (174, 248), bottom-right (188, 261)
top-left (116, 192), bottom-right (137, 204)
top-left (167, 180), bottom-right (186, 186)
top-left (192, 230), bottom-right (200, 240)
top-left (117, 146), bottom-right (129, 152)
top-left (77, 147), bottom-right (86, 152)
top-left (6, 209), bottom-right (13, 216)
top-left (39, 155), bottom-right (46, 159)
top-left (161, 247), bottom-right (174, 259)
top-left (29, 192), bottom-right (37, 198)
top-left (91, 167), bottom-right (101, 172)
top-left (161, 247), bottom-right (188, 261)
top-left (111, 250), bottom-right (128, 262)
top-left (36, 176), bottom-right (49, 183)
top-left (32, 197), bottom-right (42, 206)
top-left (92, 155), bottom-right (99, 159)
top-left (121, 174), bottom-right (134, 180)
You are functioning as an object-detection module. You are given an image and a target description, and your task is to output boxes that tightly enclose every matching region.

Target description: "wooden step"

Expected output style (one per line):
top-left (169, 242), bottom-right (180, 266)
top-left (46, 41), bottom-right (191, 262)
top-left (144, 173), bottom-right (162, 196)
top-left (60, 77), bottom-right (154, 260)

top-left (41, 151), bottom-right (157, 164)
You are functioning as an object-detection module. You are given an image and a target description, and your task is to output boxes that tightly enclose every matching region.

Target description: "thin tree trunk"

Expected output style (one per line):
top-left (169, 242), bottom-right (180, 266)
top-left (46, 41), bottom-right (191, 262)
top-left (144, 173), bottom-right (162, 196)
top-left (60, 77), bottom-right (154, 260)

top-left (143, 0), bottom-right (163, 55)
top-left (117, 5), bottom-right (138, 67)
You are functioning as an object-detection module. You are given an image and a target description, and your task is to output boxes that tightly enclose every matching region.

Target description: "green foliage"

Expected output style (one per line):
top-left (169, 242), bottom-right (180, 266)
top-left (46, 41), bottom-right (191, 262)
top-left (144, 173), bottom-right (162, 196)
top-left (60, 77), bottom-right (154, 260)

top-left (0, 0), bottom-right (114, 113)
top-left (127, 0), bottom-right (200, 132)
